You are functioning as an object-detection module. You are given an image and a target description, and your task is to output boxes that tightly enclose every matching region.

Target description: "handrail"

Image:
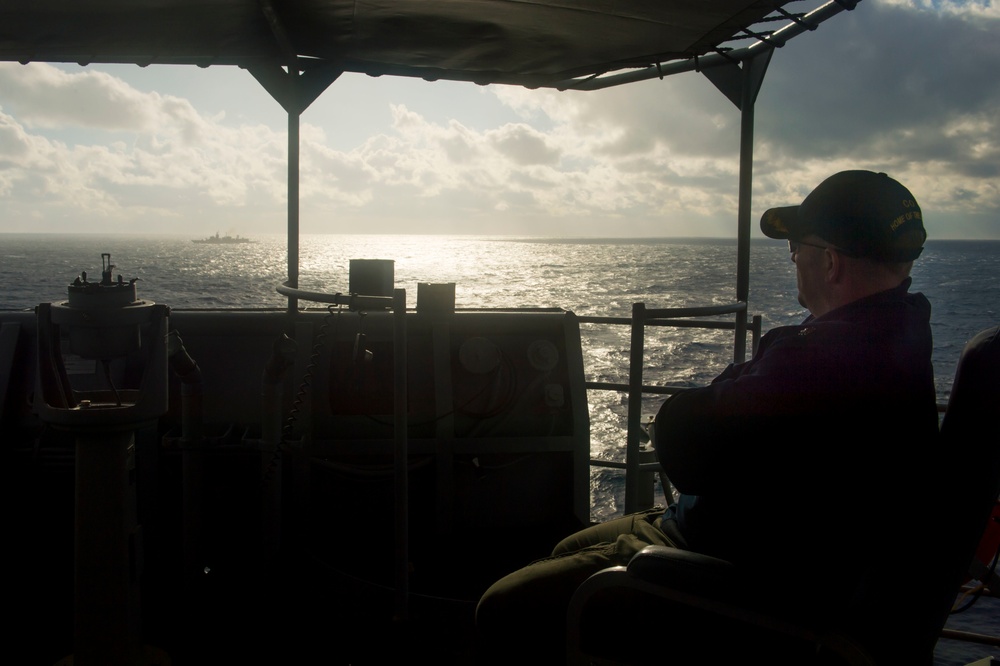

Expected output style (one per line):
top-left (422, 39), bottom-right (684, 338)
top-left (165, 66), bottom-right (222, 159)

top-left (581, 303), bottom-right (762, 515)
top-left (578, 302), bottom-right (748, 324)
top-left (277, 281), bottom-right (394, 311)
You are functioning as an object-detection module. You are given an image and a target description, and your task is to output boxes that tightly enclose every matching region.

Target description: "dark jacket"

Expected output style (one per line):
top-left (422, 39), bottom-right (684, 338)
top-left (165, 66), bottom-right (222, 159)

top-left (653, 277), bottom-right (937, 618)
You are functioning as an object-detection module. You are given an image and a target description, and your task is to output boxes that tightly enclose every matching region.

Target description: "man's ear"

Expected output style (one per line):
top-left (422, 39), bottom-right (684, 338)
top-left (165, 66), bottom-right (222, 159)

top-left (824, 247), bottom-right (844, 283)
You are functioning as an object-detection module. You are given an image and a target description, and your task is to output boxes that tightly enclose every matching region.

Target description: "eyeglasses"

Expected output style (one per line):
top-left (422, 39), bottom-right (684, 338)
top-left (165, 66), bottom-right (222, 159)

top-left (788, 239), bottom-right (832, 254)
top-left (787, 239), bottom-right (858, 257)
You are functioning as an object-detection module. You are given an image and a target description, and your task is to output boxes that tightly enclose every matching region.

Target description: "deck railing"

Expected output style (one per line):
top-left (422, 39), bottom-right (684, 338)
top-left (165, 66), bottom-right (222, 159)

top-left (578, 303), bottom-right (762, 515)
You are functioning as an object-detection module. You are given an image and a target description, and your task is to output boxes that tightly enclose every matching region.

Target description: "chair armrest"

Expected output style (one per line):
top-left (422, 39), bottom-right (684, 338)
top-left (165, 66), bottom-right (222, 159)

top-left (569, 546), bottom-right (878, 666)
top-left (626, 545), bottom-right (736, 597)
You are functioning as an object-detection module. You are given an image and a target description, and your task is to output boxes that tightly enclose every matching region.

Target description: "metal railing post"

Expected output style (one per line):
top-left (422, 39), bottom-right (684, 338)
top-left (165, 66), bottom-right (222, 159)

top-left (623, 303), bottom-right (646, 514)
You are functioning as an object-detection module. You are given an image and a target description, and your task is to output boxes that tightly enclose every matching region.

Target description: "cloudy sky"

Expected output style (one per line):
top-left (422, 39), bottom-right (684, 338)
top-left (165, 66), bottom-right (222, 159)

top-left (0, 0), bottom-right (997, 239)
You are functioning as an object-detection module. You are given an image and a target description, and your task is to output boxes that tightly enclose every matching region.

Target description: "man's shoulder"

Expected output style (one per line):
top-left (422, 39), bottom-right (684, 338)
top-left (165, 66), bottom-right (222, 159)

top-left (827, 281), bottom-right (931, 326)
top-left (755, 321), bottom-right (864, 365)
top-left (760, 311), bottom-right (925, 363)
top-left (759, 319), bottom-right (856, 347)
top-left (763, 287), bottom-right (931, 345)
top-left (754, 303), bottom-right (932, 382)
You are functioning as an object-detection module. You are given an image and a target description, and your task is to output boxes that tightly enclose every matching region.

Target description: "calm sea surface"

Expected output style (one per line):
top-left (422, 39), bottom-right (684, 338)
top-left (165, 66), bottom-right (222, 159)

top-left (2, 234), bottom-right (998, 519)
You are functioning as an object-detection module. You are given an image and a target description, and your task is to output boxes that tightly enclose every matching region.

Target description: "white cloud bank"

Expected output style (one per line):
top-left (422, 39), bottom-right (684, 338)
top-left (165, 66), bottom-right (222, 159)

top-left (0, 0), bottom-right (997, 239)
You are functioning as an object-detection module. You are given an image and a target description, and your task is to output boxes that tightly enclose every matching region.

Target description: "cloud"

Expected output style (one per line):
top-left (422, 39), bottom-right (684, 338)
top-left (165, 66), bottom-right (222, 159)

top-left (0, 63), bottom-right (194, 134)
top-left (485, 0), bottom-right (1000, 237)
top-left (749, 0), bottom-right (1000, 236)
top-left (0, 0), bottom-right (998, 238)
top-left (489, 124), bottom-right (560, 166)
top-left (0, 62), bottom-right (296, 232)
top-left (755, 2), bottom-right (1000, 158)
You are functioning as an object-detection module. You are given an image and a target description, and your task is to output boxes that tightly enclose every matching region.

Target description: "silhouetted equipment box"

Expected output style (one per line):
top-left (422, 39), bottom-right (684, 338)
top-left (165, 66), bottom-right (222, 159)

top-left (349, 259), bottom-right (394, 297)
top-left (288, 307), bottom-right (591, 586)
top-left (416, 282), bottom-right (456, 314)
top-left (0, 306), bottom-right (591, 597)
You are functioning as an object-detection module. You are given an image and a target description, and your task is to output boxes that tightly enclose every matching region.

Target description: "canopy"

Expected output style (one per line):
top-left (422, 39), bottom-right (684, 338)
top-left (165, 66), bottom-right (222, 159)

top-left (0, 0), bottom-right (844, 89)
top-left (0, 0), bottom-right (860, 323)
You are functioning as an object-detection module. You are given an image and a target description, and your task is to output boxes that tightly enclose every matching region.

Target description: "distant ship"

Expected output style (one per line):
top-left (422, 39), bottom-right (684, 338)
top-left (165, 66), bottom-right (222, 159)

top-left (192, 232), bottom-right (255, 244)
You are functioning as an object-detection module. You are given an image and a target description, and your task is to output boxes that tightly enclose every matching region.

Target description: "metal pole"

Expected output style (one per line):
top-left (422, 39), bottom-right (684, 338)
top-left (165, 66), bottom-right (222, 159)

top-left (734, 63), bottom-right (755, 363)
top-left (392, 289), bottom-right (409, 622)
top-left (624, 302), bottom-right (646, 514)
top-left (287, 105), bottom-right (300, 315)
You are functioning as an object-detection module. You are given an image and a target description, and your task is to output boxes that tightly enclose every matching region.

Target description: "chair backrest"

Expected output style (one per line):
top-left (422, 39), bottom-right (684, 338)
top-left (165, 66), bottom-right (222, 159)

top-left (819, 325), bottom-right (1000, 664)
top-left (921, 324), bottom-right (1000, 655)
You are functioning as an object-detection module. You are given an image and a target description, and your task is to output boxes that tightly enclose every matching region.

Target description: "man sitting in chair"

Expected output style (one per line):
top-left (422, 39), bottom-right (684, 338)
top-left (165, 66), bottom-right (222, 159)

top-left (475, 170), bottom-right (937, 663)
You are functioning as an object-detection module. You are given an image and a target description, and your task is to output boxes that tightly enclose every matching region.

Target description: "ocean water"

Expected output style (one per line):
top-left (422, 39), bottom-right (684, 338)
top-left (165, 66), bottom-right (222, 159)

top-left (2, 233), bottom-right (999, 520)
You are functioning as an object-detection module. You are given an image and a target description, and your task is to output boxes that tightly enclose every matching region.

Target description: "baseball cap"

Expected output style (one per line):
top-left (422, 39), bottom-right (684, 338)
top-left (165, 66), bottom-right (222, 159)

top-left (760, 170), bottom-right (926, 262)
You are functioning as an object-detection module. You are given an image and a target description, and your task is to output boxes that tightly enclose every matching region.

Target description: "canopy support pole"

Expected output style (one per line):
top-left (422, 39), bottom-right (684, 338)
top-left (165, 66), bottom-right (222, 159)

top-left (287, 108), bottom-right (299, 315)
top-left (247, 62), bottom-right (343, 315)
top-left (701, 48), bottom-right (773, 363)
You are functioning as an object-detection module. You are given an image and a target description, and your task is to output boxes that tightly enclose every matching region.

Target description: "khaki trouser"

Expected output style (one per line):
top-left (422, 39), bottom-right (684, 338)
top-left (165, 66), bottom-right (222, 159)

top-left (475, 507), bottom-right (682, 663)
